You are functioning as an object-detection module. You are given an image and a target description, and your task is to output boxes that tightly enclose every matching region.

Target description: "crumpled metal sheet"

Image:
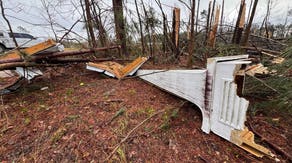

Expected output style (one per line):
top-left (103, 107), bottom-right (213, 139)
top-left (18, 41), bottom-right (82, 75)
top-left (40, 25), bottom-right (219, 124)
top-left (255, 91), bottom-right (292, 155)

top-left (137, 55), bottom-right (273, 158)
top-left (15, 67), bottom-right (43, 80)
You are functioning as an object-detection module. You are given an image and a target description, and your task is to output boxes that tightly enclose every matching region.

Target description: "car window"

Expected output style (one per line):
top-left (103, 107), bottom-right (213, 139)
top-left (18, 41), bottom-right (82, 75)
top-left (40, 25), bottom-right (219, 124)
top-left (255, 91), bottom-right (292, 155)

top-left (9, 33), bottom-right (20, 38)
top-left (21, 33), bottom-right (34, 39)
top-left (9, 33), bottom-right (34, 39)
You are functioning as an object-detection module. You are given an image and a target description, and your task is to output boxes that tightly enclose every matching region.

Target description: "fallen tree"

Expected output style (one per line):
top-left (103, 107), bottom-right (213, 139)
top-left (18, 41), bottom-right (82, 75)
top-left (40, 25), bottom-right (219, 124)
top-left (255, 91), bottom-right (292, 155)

top-left (0, 45), bottom-right (121, 64)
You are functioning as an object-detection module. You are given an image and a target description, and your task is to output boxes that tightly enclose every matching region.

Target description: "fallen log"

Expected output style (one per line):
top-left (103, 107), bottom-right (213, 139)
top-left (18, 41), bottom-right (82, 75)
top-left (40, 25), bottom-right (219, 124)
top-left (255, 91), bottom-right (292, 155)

top-left (241, 46), bottom-right (282, 55)
top-left (0, 57), bottom-right (132, 71)
top-left (0, 45), bottom-right (121, 64)
top-left (47, 57), bottom-right (133, 63)
top-left (47, 58), bottom-right (91, 63)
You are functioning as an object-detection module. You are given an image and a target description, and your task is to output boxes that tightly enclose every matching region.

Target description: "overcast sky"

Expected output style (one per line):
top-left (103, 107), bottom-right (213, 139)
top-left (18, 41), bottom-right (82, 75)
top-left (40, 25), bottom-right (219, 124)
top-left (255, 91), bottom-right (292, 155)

top-left (0, 0), bottom-right (291, 40)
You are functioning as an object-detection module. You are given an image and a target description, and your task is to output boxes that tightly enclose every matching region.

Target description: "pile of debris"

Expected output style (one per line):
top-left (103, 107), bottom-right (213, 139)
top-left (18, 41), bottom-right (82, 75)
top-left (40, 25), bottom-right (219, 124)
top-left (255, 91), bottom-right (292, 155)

top-left (0, 39), bottom-right (121, 94)
top-left (1, 39), bottom-right (289, 160)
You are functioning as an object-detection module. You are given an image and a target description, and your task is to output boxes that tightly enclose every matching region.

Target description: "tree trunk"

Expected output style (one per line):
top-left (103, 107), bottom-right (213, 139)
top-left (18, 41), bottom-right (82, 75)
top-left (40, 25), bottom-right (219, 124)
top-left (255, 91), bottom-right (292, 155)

top-left (84, 0), bottom-right (97, 48)
top-left (242, 0), bottom-right (258, 46)
top-left (195, 0), bottom-right (200, 33)
top-left (208, 6), bottom-right (220, 47)
top-left (91, 0), bottom-right (108, 47)
top-left (210, 0), bottom-right (216, 29)
top-left (187, 0), bottom-right (195, 67)
top-left (205, 1), bottom-right (212, 44)
top-left (141, 1), bottom-right (153, 58)
top-left (247, 0), bottom-right (253, 24)
top-left (172, 7), bottom-right (180, 59)
top-left (236, 2), bottom-right (246, 44)
top-left (154, 0), bottom-right (170, 55)
top-left (112, 0), bottom-right (127, 55)
top-left (80, 0), bottom-right (91, 45)
top-left (134, 0), bottom-right (145, 55)
top-left (232, 0), bottom-right (245, 44)
top-left (219, 0), bottom-right (224, 34)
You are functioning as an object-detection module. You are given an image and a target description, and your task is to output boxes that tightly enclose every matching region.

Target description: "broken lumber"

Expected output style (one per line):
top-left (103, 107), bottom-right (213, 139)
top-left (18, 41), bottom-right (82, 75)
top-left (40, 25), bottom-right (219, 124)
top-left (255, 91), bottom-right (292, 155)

top-left (0, 39), bottom-right (57, 64)
top-left (86, 56), bottom-right (148, 79)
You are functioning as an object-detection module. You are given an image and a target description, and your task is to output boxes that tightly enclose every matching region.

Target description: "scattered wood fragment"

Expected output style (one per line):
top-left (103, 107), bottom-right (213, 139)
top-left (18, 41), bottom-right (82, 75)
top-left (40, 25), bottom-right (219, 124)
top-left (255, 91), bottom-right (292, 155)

top-left (245, 63), bottom-right (269, 76)
top-left (271, 57), bottom-right (285, 64)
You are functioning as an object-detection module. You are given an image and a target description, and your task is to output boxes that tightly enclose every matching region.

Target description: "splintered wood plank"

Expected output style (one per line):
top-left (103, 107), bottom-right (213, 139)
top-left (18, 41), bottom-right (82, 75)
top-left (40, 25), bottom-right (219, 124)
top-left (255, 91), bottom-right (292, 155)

top-left (120, 57), bottom-right (148, 77)
top-left (0, 39), bottom-right (56, 61)
top-left (87, 57), bottom-right (148, 79)
top-left (87, 61), bottom-right (124, 78)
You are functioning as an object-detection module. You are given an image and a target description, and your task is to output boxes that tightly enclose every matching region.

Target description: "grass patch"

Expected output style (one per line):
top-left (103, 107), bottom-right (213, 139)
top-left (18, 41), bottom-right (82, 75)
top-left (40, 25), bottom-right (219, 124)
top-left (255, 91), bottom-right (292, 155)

top-left (50, 127), bottom-right (67, 144)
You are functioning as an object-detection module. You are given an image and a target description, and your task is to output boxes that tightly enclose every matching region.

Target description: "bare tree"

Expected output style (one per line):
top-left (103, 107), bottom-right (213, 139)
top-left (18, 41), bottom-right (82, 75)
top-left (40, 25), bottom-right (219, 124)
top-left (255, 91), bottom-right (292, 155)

top-left (196, 0), bottom-right (200, 33)
top-left (141, 0), bottom-right (153, 57)
top-left (80, 0), bottom-right (91, 45)
top-left (187, 0), bottom-right (195, 67)
top-left (260, 0), bottom-right (273, 38)
top-left (135, 0), bottom-right (145, 54)
top-left (40, 0), bottom-right (58, 41)
top-left (219, 0), bottom-right (224, 33)
top-left (205, 1), bottom-right (212, 44)
top-left (91, 0), bottom-right (108, 47)
top-left (84, 0), bottom-right (97, 48)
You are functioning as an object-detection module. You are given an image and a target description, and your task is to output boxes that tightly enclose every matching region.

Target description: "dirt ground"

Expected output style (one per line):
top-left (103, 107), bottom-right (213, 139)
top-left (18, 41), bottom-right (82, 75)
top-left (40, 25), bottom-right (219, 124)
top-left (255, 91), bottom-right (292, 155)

top-left (0, 64), bottom-right (291, 162)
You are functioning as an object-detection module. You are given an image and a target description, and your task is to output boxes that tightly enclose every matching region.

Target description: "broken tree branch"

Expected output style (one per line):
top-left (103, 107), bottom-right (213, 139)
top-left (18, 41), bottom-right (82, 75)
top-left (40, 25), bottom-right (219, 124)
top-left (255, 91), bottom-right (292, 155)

top-left (104, 109), bottom-right (165, 161)
top-left (246, 74), bottom-right (278, 93)
top-left (59, 19), bottom-right (81, 42)
top-left (0, 57), bottom-right (125, 71)
top-left (241, 46), bottom-right (282, 55)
